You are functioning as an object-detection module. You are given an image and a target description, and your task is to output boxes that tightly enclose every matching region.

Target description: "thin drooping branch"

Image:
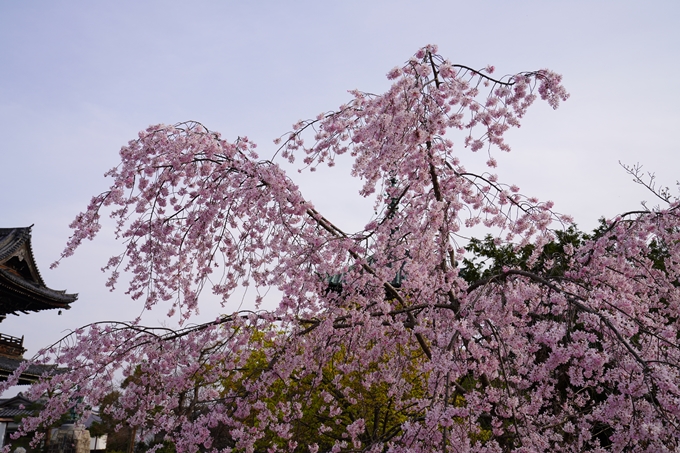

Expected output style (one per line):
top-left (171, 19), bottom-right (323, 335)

top-left (304, 207), bottom-right (433, 359)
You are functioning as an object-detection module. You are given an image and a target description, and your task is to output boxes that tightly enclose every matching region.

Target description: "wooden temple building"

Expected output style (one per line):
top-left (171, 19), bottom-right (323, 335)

top-left (0, 227), bottom-right (77, 384)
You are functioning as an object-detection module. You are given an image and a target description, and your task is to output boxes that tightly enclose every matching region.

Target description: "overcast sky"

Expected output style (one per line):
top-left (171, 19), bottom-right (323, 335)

top-left (1, 1), bottom-right (679, 371)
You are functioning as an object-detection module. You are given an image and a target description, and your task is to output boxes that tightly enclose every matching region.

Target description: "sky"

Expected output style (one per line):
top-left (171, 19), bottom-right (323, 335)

top-left (1, 0), bottom-right (679, 373)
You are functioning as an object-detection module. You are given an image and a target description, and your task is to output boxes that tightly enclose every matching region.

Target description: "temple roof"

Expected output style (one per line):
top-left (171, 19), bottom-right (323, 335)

top-left (0, 393), bottom-right (35, 420)
top-left (0, 227), bottom-right (77, 316)
top-left (0, 356), bottom-right (61, 385)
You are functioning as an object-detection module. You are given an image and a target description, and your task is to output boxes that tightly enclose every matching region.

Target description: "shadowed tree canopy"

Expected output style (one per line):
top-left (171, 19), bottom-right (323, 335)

top-left (5, 46), bottom-right (680, 452)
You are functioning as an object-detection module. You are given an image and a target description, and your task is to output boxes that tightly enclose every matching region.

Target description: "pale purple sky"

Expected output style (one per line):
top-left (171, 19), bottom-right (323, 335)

top-left (1, 1), bottom-right (679, 365)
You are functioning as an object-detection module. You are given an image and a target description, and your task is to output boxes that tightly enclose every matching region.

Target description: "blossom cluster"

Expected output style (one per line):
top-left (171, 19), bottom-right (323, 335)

top-left (5, 46), bottom-right (680, 452)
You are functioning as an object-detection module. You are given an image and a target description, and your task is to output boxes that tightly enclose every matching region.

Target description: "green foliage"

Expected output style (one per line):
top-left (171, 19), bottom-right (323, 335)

top-left (458, 225), bottom-right (587, 283)
top-left (205, 330), bottom-right (431, 451)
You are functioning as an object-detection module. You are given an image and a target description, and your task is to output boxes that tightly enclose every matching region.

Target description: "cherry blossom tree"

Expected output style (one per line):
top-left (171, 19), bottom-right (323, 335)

top-left (6, 45), bottom-right (680, 452)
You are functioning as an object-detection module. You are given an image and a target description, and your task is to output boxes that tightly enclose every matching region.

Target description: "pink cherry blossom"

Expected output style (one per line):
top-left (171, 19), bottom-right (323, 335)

top-left (7, 46), bottom-right (680, 453)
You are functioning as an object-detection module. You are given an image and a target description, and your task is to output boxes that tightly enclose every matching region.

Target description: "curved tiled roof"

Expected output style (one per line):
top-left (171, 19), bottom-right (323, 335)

top-left (0, 356), bottom-right (61, 385)
top-left (0, 227), bottom-right (77, 316)
top-left (0, 228), bottom-right (44, 284)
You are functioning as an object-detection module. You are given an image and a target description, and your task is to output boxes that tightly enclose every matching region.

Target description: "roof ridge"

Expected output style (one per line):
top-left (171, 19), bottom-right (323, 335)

top-left (0, 227), bottom-right (31, 263)
top-left (0, 227), bottom-right (78, 316)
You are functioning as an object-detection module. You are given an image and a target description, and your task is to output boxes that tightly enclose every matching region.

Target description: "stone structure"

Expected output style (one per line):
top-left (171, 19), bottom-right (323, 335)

top-left (48, 425), bottom-right (91, 453)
